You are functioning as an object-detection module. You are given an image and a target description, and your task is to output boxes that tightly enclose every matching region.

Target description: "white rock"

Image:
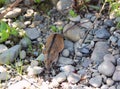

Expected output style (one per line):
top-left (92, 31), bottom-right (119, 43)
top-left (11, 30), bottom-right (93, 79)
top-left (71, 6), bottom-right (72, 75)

top-left (30, 60), bottom-right (39, 67)
top-left (89, 76), bottom-right (102, 88)
top-left (27, 66), bottom-right (43, 76)
top-left (67, 73), bottom-right (81, 84)
top-left (8, 80), bottom-right (31, 89)
top-left (98, 60), bottom-right (115, 76)
top-left (0, 66), bottom-right (10, 81)
top-left (49, 79), bottom-right (59, 88)
top-left (62, 49), bottom-right (70, 57)
top-left (101, 85), bottom-right (109, 89)
top-left (58, 57), bottom-right (74, 65)
top-left (109, 86), bottom-right (116, 89)
top-left (106, 78), bottom-right (114, 86)
top-left (5, 8), bottom-right (22, 18)
top-left (53, 72), bottom-right (66, 83)
top-left (35, 53), bottom-right (44, 61)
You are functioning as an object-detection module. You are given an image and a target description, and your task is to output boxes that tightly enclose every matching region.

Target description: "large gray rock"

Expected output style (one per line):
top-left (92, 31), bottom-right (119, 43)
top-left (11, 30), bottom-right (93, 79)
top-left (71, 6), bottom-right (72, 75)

top-left (112, 66), bottom-right (120, 81)
top-left (89, 76), bottom-right (102, 88)
top-left (5, 8), bottom-right (22, 18)
top-left (98, 61), bottom-right (115, 76)
top-left (91, 42), bottom-right (109, 63)
top-left (63, 24), bottom-right (87, 42)
top-left (25, 28), bottom-right (41, 40)
top-left (0, 45), bottom-right (21, 64)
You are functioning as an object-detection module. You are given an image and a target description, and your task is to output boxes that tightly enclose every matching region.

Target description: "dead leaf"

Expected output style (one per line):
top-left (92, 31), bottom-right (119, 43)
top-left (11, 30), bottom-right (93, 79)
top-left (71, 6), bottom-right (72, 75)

top-left (43, 34), bottom-right (64, 70)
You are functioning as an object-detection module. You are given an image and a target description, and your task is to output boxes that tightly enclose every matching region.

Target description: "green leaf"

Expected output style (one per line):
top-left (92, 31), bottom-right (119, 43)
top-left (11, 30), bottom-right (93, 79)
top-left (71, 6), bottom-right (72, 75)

top-left (69, 10), bottom-right (77, 17)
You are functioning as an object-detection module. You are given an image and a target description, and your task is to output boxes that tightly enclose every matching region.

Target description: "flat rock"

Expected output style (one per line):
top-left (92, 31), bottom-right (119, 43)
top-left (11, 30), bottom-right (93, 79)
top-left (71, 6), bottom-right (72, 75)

top-left (5, 8), bottom-right (21, 18)
top-left (8, 80), bottom-right (31, 89)
top-left (25, 28), bottom-right (41, 40)
top-left (0, 44), bottom-right (8, 53)
top-left (0, 66), bottom-right (10, 81)
top-left (67, 73), bottom-right (81, 84)
top-left (112, 66), bottom-right (120, 81)
top-left (80, 18), bottom-right (93, 29)
top-left (60, 65), bottom-right (75, 75)
top-left (91, 41), bottom-right (109, 63)
top-left (53, 72), bottom-right (66, 83)
top-left (95, 28), bottom-right (110, 39)
top-left (27, 66), bottom-right (43, 76)
top-left (89, 76), bottom-right (102, 88)
top-left (0, 45), bottom-right (21, 64)
top-left (63, 24), bottom-right (87, 42)
top-left (58, 57), bottom-right (74, 65)
top-left (98, 61), bottom-right (115, 76)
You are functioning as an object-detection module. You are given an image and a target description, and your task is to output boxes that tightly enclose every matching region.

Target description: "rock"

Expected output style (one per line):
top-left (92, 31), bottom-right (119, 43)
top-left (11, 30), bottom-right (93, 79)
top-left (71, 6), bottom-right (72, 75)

top-left (58, 57), bottom-right (74, 65)
top-left (79, 47), bottom-right (90, 54)
top-left (85, 13), bottom-right (93, 19)
top-left (53, 72), bottom-right (66, 83)
top-left (101, 85), bottom-right (109, 89)
top-left (12, 21), bottom-right (26, 29)
top-left (0, 66), bottom-right (10, 81)
top-left (0, 44), bottom-right (8, 53)
top-left (95, 28), bottom-right (110, 39)
top-left (49, 79), bottom-right (59, 88)
top-left (8, 80), bottom-right (31, 89)
top-left (25, 28), bottom-right (41, 40)
top-left (112, 66), bottom-right (120, 81)
top-left (117, 39), bottom-right (120, 47)
top-left (19, 37), bottom-right (31, 48)
top-left (91, 42), bottom-right (109, 63)
top-left (62, 49), bottom-right (70, 57)
top-left (63, 24), bottom-right (87, 42)
top-left (67, 73), bottom-right (81, 84)
top-left (109, 86), bottom-right (116, 89)
top-left (106, 78), bottom-right (114, 86)
top-left (24, 0), bottom-right (33, 6)
top-left (64, 40), bottom-right (74, 52)
top-left (117, 58), bottom-right (120, 65)
top-left (35, 53), bottom-right (44, 61)
top-left (19, 50), bottom-right (26, 59)
top-left (60, 65), bottom-right (75, 75)
top-left (68, 15), bottom-right (81, 22)
top-left (5, 8), bottom-right (21, 18)
top-left (89, 76), bottom-right (102, 88)
top-left (103, 54), bottom-right (116, 64)
top-left (104, 19), bottom-right (114, 27)
top-left (30, 60), bottom-right (39, 67)
top-left (0, 45), bottom-right (21, 64)
top-left (117, 85), bottom-right (120, 89)
top-left (27, 66), bottom-right (43, 76)
top-left (115, 17), bottom-right (120, 22)
top-left (82, 59), bottom-right (92, 68)
top-left (98, 61), bottom-right (115, 76)
top-left (109, 36), bottom-right (118, 45)
top-left (80, 18), bottom-right (93, 29)
top-left (24, 9), bottom-right (34, 18)
top-left (57, 0), bottom-right (73, 14)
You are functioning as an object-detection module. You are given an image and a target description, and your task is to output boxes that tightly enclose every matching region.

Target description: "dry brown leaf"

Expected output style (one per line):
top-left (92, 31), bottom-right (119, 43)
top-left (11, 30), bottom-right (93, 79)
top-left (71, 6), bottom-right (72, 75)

top-left (43, 34), bottom-right (64, 70)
